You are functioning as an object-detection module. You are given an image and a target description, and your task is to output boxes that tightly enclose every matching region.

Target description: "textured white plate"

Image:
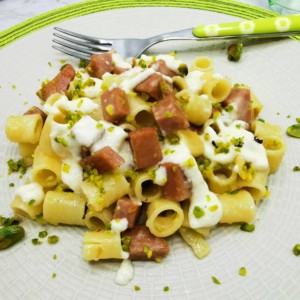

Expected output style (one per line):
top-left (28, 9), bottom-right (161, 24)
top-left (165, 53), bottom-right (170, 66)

top-left (0, 7), bottom-right (300, 300)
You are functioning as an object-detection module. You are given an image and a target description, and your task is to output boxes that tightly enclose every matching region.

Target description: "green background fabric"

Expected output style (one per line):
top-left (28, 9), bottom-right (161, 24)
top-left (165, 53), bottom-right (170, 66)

top-left (0, 0), bottom-right (298, 48)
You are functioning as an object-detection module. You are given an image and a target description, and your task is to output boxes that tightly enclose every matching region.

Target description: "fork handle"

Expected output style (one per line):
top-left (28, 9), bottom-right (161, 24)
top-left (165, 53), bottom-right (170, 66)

top-left (192, 15), bottom-right (300, 37)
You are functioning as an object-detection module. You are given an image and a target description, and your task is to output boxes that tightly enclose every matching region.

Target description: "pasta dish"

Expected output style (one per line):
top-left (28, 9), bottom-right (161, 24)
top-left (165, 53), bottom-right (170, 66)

top-left (5, 51), bottom-right (286, 285)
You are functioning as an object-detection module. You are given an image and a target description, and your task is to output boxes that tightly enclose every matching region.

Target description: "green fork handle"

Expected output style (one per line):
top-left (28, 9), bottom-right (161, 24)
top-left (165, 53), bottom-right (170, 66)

top-left (193, 14), bottom-right (300, 37)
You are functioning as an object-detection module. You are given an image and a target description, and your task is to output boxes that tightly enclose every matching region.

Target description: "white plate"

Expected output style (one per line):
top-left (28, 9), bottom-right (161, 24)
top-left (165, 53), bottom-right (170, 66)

top-left (0, 6), bottom-right (300, 300)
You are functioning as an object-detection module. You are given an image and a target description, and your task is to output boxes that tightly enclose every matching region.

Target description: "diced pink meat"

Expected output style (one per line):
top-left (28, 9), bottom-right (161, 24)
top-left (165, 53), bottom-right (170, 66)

top-left (152, 94), bottom-right (189, 135)
top-left (129, 127), bottom-right (162, 169)
top-left (23, 106), bottom-right (47, 123)
top-left (223, 88), bottom-right (252, 124)
top-left (80, 146), bottom-right (124, 173)
top-left (150, 59), bottom-right (177, 77)
top-left (87, 53), bottom-right (113, 79)
top-left (101, 87), bottom-right (130, 123)
top-left (113, 197), bottom-right (141, 229)
top-left (37, 64), bottom-right (75, 101)
top-left (123, 225), bottom-right (169, 261)
top-left (134, 73), bottom-right (172, 100)
top-left (160, 163), bottom-right (192, 202)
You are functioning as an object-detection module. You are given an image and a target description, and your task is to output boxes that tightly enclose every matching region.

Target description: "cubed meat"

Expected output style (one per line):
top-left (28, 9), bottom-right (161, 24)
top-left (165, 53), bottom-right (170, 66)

top-left (152, 94), bottom-right (189, 135)
top-left (87, 52), bottom-right (113, 79)
top-left (113, 197), bottom-right (141, 229)
top-left (123, 225), bottom-right (169, 261)
top-left (37, 64), bottom-right (75, 101)
top-left (223, 88), bottom-right (252, 124)
top-left (80, 146), bottom-right (124, 173)
top-left (101, 87), bottom-right (130, 123)
top-left (160, 162), bottom-right (192, 202)
top-left (129, 127), bottom-right (162, 169)
top-left (134, 73), bottom-right (172, 100)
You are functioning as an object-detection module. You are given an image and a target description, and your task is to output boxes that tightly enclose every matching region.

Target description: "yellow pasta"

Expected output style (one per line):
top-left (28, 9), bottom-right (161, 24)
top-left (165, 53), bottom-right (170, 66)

top-left (10, 195), bottom-right (43, 220)
top-left (206, 163), bottom-right (238, 194)
top-left (31, 146), bottom-right (61, 187)
top-left (127, 94), bottom-right (155, 127)
top-left (263, 136), bottom-right (286, 174)
top-left (236, 170), bottom-right (269, 204)
top-left (190, 56), bottom-right (214, 72)
top-left (176, 89), bottom-right (212, 125)
top-left (5, 114), bottom-right (43, 144)
top-left (43, 191), bottom-right (86, 226)
top-left (202, 77), bottom-right (232, 103)
top-left (38, 114), bottom-right (60, 158)
top-left (81, 173), bottom-right (130, 211)
top-left (84, 206), bottom-right (114, 231)
top-left (177, 130), bottom-right (204, 157)
top-left (132, 171), bottom-right (161, 202)
top-left (146, 198), bottom-right (184, 237)
top-left (218, 190), bottom-right (256, 224)
top-left (83, 230), bottom-right (124, 261)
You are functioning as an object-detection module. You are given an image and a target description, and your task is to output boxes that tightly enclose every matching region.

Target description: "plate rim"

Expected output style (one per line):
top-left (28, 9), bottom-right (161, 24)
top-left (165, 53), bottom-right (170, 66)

top-left (0, 0), bottom-right (284, 48)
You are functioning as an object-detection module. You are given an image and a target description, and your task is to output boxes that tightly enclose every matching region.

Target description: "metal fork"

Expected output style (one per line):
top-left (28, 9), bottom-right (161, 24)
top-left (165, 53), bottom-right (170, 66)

top-left (53, 15), bottom-right (300, 59)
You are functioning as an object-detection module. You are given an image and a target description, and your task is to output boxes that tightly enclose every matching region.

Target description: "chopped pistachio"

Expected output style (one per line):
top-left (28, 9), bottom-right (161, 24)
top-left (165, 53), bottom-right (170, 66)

top-left (193, 206), bottom-right (205, 219)
top-left (163, 286), bottom-right (170, 292)
top-left (0, 215), bottom-right (22, 226)
top-left (239, 267), bottom-right (247, 276)
top-left (121, 236), bottom-right (131, 252)
top-left (240, 223), bottom-right (255, 232)
top-left (183, 158), bottom-right (195, 168)
top-left (228, 42), bottom-right (243, 62)
top-left (293, 166), bottom-right (300, 172)
top-left (54, 136), bottom-right (68, 147)
top-left (212, 276), bottom-right (221, 285)
top-left (105, 104), bottom-right (115, 116)
top-left (78, 59), bottom-right (89, 68)
top-left (293, 244), bottom-right (300, 256)
top-left (134, 285), bottom-right (141, 291)
top-left (32, 238), bottom-right (42, 245)
top-left (39, 231), bottom-right (48, 238)
top-left (48, 235), bottom-right (59, 244)
top-left (9, 183), bottom-right (14, 187)
top-left (7, 158), bottom-right (27, 175)
top-left (62, 163), bottom-right (71, 173)
top-left (52, 273), bottom-right (57, 279)
top-left (53, 254), bottom-right (57, 260)
top-left (209, 205), bottom-right (218, 212)
top-left (287, 123), bottom-right (300, 138)
top-left (28, 199), bottom-right (36, 206)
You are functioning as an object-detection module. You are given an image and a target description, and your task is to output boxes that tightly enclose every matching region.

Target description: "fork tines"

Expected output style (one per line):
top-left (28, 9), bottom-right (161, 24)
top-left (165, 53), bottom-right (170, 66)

top-left (53, 27), bottom-right (113, 61)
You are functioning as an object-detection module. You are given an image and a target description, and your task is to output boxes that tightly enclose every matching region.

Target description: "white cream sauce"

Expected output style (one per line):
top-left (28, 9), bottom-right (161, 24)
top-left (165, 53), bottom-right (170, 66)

top-left (202, 118), bottom-right (269, 171)
top-left (114, 259), bottom-right (135, 286)
top-left (185, 70), bottom-right (205, 93)
top-left (15, 182), bottom-right (44, 206)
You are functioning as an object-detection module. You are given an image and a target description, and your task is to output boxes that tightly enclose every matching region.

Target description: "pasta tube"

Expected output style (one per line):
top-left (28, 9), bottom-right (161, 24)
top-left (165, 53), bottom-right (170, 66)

top-left (31, 146), bottom-right (61, 188)
top-left (5, 114), bottom-right (43, 144)
top-left (146, 198), bottom-right (184, 237)
top-left (218, 190), bottom-right (256, 224)
top-left (83, 230), bottom-right (124, 261)
top-left (10, 196), bottom-right (43, 220)
top-left (84, 206), bottom-right (114, 231)
top-left (43, 191), bottom-right (86, 226)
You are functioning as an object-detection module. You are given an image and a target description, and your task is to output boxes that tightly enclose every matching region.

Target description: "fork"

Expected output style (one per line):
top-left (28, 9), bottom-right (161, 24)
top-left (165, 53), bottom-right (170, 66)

top-left (53, 14), bottom-right (300, 59)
